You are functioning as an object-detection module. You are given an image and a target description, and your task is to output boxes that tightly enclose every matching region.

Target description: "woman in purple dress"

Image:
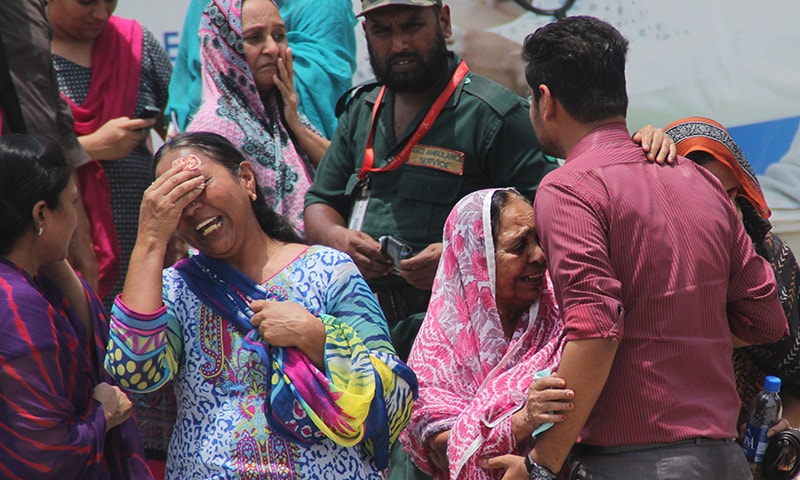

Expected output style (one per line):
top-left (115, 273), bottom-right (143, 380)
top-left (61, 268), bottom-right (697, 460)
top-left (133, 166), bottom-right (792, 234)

top-left (0, 134), bottom-right (151, 479)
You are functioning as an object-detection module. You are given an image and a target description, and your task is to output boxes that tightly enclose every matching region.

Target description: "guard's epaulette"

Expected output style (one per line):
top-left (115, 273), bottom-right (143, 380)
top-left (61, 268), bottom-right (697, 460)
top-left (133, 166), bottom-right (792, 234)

top-left (335, 78), bottom-right (382, 117)
top-left (461, 74), bottom-right (522, 117)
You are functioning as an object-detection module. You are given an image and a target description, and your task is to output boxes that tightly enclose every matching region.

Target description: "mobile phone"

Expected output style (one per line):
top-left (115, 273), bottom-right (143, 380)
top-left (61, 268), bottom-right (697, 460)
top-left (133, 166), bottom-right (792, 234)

top-left (379, 235), bottom-right (413, 273)
top-left (136, 105), bottom-right (161, 120)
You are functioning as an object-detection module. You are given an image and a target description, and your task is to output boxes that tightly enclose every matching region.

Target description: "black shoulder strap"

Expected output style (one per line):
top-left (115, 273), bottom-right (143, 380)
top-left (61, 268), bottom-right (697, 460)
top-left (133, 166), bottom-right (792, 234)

top-left (335, 78), bottom-right (381, 118)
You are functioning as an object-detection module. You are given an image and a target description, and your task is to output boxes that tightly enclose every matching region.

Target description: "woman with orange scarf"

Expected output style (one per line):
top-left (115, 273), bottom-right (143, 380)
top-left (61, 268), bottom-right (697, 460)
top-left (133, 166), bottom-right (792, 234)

top-left (665, 116), bottom-right (800, 434)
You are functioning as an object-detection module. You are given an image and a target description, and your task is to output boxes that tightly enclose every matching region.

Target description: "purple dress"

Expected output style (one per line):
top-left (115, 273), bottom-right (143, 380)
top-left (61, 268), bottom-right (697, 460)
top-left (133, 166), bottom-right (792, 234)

top-left (0, 258), bottom-right (151, 479)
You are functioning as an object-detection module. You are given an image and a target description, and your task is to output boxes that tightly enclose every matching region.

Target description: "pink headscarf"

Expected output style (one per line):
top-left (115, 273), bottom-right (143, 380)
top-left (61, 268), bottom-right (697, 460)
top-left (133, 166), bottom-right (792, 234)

top-left (401, 188), bottom-right (566, 479)
top-left (188, 0), bottom-right (313, 236)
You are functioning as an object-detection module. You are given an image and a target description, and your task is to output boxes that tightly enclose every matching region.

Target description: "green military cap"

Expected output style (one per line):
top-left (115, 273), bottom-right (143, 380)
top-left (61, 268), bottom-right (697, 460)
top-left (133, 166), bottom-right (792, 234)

top-left (357, 0), bottom-right (442, 17)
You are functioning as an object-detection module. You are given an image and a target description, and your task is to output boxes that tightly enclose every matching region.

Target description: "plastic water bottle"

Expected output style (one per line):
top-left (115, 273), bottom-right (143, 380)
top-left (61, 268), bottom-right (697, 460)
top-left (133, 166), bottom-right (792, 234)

top-left (742, 376), bottom-right (783, 464)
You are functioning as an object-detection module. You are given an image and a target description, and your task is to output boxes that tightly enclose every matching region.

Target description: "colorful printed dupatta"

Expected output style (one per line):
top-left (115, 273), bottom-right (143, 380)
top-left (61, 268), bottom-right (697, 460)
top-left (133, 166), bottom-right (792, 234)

top-left (0, 259), bottom-right (150, 479)
top-left (188, 0), bottom-right (314, 236)
top-left (174, 252), bottom-right (416, 469)
top-left (60, 16), bottom-right (143, 297)
top-left (401, 189), bottom-right (566, 480)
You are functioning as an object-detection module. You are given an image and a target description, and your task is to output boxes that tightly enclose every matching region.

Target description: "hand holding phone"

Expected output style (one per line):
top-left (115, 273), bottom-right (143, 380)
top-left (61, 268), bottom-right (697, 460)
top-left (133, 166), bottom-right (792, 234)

top-left (136, 105), bottom-right (161, 120)
top-left (379, 235), bottom-right (413, 274)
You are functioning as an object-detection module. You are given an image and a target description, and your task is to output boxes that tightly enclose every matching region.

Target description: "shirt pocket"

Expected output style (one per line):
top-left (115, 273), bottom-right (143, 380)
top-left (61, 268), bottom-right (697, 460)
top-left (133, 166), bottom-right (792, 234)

top-left (397, 167), bottom-right (464, 243)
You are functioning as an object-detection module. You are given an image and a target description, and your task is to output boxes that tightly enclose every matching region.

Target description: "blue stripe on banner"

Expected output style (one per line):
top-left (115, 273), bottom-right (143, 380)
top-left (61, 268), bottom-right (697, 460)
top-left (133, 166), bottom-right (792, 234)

top-left (728, 115), bottom-right (800, 175)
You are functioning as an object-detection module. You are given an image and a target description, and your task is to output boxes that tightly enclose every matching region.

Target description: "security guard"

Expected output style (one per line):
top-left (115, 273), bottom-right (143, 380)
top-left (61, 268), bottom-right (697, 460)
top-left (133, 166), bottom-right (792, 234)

top-left (305, 0), bottom-right (555, 365)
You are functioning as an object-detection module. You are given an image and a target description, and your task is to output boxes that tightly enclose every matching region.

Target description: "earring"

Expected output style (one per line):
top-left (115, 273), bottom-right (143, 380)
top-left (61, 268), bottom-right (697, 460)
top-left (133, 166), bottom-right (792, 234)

top-left (37, 226), bottom-right (43, 237)
top-left (250, 192), bottom-right (257, 201)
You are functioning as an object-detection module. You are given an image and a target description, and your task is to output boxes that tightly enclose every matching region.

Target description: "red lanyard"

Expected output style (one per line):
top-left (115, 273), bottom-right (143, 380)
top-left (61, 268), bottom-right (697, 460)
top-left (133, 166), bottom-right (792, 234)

top-left (358, 60), bottom-right (469, 180)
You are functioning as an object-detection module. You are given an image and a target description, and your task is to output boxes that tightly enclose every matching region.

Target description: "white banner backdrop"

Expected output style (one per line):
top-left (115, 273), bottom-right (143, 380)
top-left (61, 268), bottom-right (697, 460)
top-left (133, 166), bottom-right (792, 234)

top-left (117, 0), bottom-right (800, 238)
top-left (118, 0), bottom-right (800, 171)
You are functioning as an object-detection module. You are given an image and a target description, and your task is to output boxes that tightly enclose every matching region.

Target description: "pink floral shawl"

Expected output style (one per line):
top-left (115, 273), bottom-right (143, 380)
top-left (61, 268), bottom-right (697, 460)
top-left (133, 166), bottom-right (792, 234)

top-left (401, 188), bottom-right (566, 480)
top-left (188, 0), bottom-right (314, 236)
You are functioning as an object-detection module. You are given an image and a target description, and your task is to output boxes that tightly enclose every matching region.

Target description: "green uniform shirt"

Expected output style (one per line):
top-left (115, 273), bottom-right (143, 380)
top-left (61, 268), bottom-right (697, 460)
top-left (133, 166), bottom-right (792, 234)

top-left (305, 53), bottom-right (558, 289)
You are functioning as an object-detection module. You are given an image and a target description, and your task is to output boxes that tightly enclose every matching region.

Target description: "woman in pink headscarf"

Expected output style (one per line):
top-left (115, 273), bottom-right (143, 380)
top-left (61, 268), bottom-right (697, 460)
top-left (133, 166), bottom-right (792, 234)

top-left (401, 188), bottom-right (572, 480)
top-left (188, 0), bottom-right (329, 237)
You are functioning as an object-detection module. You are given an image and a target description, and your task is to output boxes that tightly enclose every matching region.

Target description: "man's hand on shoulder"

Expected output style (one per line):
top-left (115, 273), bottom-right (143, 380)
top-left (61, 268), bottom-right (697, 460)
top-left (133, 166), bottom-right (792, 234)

top-left (633, 124), bottom-right (677, 165)
top-left (399, 242), bottom-right (443, 291)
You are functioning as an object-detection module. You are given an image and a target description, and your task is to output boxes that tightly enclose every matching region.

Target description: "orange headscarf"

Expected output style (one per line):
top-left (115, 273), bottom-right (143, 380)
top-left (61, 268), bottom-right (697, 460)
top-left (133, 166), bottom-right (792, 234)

top-left (665, 116), bottom-right (771, 219)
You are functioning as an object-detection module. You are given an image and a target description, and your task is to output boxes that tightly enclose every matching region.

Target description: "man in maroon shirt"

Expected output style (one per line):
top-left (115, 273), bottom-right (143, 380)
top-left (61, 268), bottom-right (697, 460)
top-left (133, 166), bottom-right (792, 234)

top-left (484, 16), bottom-right (787, 480)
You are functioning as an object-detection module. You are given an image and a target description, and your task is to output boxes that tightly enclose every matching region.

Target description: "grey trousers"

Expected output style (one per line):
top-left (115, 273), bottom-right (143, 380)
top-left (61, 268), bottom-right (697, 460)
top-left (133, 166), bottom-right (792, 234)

top-left (568, 441), bottom-right (752, 480)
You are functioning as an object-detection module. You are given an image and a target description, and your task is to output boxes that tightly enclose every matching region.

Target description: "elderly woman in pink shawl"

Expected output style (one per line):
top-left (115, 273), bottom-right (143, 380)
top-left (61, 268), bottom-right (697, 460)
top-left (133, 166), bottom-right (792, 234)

top-left (401, 188), bottom-right (572, 479)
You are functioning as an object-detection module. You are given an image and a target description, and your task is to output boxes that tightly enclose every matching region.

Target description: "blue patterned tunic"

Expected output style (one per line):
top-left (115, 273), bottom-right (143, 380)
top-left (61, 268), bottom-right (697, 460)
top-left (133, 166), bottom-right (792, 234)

top-left (105, 246), bottom-right (416, 479)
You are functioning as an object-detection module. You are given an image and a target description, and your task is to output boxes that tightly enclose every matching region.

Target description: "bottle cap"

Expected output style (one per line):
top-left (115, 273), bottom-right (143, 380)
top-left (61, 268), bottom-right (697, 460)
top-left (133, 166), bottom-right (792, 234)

top-left (764, 376), bottom-right (782, 393)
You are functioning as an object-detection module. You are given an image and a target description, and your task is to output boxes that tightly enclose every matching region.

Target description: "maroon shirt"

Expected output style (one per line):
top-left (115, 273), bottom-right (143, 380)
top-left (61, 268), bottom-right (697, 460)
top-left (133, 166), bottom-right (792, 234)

top-left (534, 123), bottom-right (787, 446)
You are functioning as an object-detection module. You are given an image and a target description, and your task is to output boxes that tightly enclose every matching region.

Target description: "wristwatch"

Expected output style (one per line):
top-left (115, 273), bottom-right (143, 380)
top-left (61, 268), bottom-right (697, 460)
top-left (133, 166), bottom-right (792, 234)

top-left (525, 453), bottom-right (556, 480)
